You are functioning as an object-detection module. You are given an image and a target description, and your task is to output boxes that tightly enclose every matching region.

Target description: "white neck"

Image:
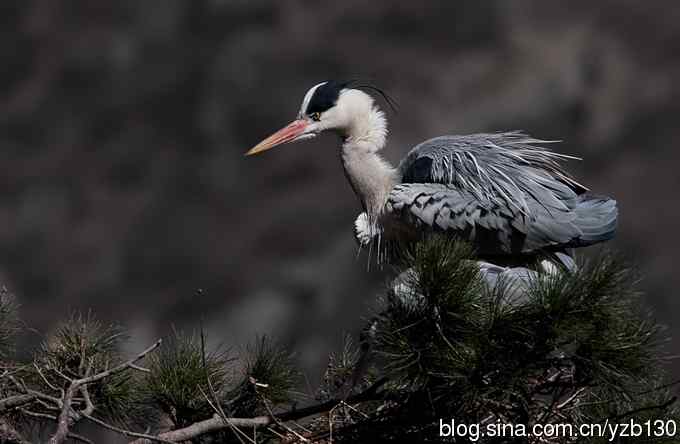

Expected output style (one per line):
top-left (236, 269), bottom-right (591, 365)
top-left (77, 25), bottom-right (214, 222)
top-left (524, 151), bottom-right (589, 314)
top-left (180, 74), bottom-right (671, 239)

top-left (338, 102), bottom-right (397, 221)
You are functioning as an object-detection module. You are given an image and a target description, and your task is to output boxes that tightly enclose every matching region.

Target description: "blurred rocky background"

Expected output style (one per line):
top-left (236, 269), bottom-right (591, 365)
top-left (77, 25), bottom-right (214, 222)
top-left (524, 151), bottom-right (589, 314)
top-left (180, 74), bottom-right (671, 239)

top-left (1, 0), bottom-right (679, 393)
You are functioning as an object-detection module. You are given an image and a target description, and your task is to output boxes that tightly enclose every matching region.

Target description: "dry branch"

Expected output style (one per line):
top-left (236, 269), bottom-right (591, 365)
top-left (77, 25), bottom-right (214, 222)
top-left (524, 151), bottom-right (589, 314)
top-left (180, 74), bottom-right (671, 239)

top-left (0, 394), bottom-right (36, 411)
top-left (47, 339), bottom-right (162, 444)
top-left (128, 378), bottom-right (386, 444)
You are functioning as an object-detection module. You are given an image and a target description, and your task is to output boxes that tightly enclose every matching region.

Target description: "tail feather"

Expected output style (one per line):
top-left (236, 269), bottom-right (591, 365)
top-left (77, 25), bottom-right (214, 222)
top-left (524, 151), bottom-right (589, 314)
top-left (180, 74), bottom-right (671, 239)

top-left (573, 194), bottom-right (618, 245)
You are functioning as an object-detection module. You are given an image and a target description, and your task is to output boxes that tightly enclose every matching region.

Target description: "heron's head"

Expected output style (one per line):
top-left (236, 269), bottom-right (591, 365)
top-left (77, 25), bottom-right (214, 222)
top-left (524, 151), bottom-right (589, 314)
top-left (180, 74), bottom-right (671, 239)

top-left (246, 80), bottom-right (392, 156)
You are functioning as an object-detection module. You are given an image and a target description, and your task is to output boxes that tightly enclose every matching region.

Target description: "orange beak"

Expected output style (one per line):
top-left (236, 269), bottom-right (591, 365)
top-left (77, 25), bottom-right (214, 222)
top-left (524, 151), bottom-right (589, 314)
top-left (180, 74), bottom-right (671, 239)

top-left (245, 119), bottom-right (309, 156)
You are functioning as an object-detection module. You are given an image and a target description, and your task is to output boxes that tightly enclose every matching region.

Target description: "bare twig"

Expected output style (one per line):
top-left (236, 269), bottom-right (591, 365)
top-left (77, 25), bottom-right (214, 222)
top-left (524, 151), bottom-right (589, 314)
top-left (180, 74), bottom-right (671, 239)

top-left (34, 362), bottom-right (62, 393)
top-left (128, 414), bottom-right (271, 444)
top-left (48, 339), bottom-right (162, 444)
top-left (0, 394), bottom-right (36, 411)
top-left (82, 414), bottom-right (174, 444)
top-left (19, 408), bottom-right (57, 421)
top-left (66, 432), bottom-right (94, 444)
top-left (199, 326), bottom-right (228, 421)
top-left (199, 324), bottom-right (250, 444)
top-left (129, 363), bottom-right (150, 373)
top-left (76, 339), bottom-right (162, 386)
top-left (35, 397), bottom-right (61, 412)
top-left (129, 378), bottom-right (386, 444)
top-left (51, 367), bottom-right (74, 384)
top-left (8, 376), bottom-right (63, 407)
top-left (80, 385), bottom-right (94, 417)
top-left (254, 380), bottom-right (308, 443)
top-left (556, 387), bottom-right (586, 410)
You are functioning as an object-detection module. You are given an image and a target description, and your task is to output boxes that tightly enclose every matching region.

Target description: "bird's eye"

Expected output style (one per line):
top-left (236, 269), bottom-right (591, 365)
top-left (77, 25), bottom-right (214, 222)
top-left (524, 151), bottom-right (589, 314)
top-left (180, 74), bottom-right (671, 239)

top-left (310, 112), bottom-right (321, 121)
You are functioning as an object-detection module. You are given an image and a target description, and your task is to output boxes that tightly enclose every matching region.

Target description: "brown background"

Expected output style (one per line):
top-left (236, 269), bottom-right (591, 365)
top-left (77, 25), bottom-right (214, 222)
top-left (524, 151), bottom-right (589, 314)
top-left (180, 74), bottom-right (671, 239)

top-left (1, 0), bottom-right (679, 410)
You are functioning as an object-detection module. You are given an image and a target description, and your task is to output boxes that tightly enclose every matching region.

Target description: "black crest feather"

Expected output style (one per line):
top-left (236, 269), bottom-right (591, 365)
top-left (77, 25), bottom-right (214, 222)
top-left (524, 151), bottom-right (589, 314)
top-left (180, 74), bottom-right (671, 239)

top-left (305, 81), bottom-right (351, 115)
top-left (347, 80), bottom-right (399, 113)
top-left (305, 80), bottom-right (398, 115)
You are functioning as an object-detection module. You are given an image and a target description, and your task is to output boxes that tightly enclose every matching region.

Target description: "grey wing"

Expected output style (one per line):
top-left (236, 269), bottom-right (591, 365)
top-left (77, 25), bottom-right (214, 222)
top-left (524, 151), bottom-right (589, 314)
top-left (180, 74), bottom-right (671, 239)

top-left (393, 132), bottom-right (617, 253)
top-left (398, 132), bottom-right (588, 210)
top-left (387, 183), bottom-right (616, 255)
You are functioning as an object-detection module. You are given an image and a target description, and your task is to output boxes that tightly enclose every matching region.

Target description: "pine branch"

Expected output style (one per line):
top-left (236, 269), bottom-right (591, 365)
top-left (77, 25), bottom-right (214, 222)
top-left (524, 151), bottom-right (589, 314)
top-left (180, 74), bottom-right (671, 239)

top-left (0, 394), bottom-right (36, 411)
top-left (128, 378), bottom-right (386, 444)
top-left (82, 413), bottom-right (174, 443)
top-left (47, 339), bottom-right (162, 444)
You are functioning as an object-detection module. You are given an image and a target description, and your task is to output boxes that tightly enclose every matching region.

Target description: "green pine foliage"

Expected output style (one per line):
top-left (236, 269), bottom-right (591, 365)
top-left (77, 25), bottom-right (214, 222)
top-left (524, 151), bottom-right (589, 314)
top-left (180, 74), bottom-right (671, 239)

top-left (141, 332), bottom-right (297, 442)
top-left (228, 335), bottom-right (299, 417)
top-left (0, 237), bottom-right (676, 443)
top-left (337, 236), bottom-right (678, 442)
top-left (142, 328), bottom-right (232, 428)
top-left (33, 312), bottom-right (142, 424)
top-left (317, 333), bottom-right (364, 401)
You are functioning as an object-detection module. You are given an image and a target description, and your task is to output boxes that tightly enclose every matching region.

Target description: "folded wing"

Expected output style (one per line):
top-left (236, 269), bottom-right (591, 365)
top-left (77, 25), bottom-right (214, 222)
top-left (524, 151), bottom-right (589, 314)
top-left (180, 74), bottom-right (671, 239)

top-left (390, 132), bottom-right (617, 255)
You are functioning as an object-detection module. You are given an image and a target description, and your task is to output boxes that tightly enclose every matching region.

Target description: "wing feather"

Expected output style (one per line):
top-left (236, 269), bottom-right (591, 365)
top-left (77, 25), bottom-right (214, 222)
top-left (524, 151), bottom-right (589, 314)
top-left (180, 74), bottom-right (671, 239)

top-left (390, 132), bottom-right (617, 254)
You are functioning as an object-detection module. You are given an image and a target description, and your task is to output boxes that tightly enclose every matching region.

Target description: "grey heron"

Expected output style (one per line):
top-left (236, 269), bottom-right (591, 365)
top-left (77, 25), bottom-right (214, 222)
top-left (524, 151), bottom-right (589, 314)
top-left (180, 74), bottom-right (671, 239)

top-left (246, 80), bottom-right (618, 270)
